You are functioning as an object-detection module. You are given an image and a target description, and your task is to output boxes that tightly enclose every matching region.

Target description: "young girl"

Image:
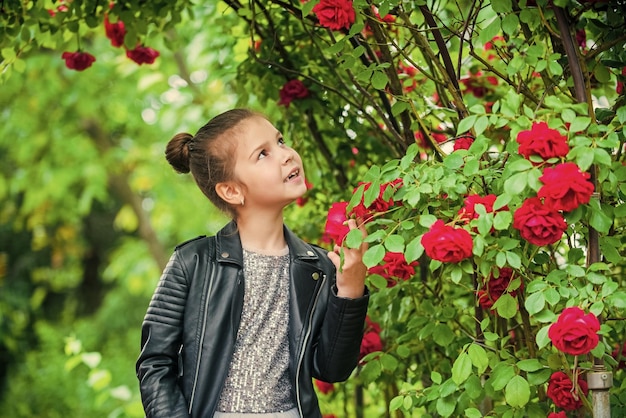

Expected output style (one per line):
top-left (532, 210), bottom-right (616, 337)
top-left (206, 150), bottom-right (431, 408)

top-left (136, 109), bottom-right (369, 418)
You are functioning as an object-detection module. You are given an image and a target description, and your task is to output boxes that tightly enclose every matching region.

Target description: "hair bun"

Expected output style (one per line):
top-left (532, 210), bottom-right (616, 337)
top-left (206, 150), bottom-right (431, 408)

top-left (165, 132), bottom-right (194, 174)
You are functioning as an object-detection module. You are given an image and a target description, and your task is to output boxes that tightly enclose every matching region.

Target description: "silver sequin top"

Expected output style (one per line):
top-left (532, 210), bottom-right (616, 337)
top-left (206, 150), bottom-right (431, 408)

top-left (217, 248), bottom-right (295, 413)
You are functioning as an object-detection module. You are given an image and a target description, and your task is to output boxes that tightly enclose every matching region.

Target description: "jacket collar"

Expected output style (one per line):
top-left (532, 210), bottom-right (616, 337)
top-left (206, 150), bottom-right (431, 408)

top-left (215, 220), bottom-right (320, 266)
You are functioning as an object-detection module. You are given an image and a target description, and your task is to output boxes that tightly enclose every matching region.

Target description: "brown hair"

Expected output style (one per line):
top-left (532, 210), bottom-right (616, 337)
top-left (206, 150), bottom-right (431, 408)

top-left (165, 108), bottom-right (259, 218)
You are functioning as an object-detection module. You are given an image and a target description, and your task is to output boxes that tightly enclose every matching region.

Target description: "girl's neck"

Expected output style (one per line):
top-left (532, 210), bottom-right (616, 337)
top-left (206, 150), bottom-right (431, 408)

top-left (235, 211), bottom-right (287, 254)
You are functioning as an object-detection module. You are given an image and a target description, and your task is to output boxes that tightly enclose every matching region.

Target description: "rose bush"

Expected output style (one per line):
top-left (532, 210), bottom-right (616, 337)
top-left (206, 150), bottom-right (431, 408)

top-left (3, 0), bottom-right (624, 416)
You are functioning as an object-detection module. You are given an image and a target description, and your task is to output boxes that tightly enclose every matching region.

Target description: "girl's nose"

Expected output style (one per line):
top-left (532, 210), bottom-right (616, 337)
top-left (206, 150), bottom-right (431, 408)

top-left (282, 148), bottom-right (294, 164)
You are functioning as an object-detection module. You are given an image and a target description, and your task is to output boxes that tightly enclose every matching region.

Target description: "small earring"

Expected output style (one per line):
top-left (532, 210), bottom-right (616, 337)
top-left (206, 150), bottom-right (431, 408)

top-left (240, 198), bottom-right (245, 206)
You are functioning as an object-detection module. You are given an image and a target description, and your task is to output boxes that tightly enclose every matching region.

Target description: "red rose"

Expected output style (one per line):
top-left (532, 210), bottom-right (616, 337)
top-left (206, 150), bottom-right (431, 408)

top-left (548, 307), bottom-right (600, 355)
top-left (368, 252), bottom-right (418, 286)
top-left (548, 411), bottom-right (568, 418)
top-left (477, 267), bottom-right (521, 310)
top-left (421, 220), bottom-right (473, 263)
top-left (453, 135), bottom-right (474, 151)
top-left (359, 331), bottom-right (383, 361)
top-left (458, 194), bottom-right (498, 221)
top-left (104, 14), bottom-right (126, 47)
top-left (547, 371), bottom-right (589, 411)
top-left (516, 122), bottom-right (570, 161)
top-left (277, 79), bottom-right (310, 107)
top-left (126, 45), bottom-right (160, 65)
top-left (323, 201), bottom-right (349, 245)
top-left (359, 316), bottom-right (383, 362)
top-left (314, 379), bottom-right (335, 394)
top-left (312, 0), bottom-right (356, 31)
top-left (538, 163), bottom-right (594, 212)
top-left (61, 51), bottom-right (96, 71)
top-left (512, 197), bottom-right (567, 246)
top-left (349, 179), bottom-right (402, 222)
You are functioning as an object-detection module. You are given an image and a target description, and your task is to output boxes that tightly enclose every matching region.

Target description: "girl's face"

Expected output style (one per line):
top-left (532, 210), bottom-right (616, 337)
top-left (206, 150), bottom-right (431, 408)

top-left (232, 116), bottom-right (307, 210)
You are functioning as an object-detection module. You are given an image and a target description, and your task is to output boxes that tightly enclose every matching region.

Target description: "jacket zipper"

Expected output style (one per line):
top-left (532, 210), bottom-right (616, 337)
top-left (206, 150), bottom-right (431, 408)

top-left (188, 263), bottom-right (217, 415)
top-left (295, 272), bottom-right (326, 417)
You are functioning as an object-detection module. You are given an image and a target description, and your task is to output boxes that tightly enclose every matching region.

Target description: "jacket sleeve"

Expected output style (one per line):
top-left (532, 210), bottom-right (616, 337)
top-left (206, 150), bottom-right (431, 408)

top-left (313, 283), bottom-right (369, 382)
top-left (136, 251), bottom-right (191, 418)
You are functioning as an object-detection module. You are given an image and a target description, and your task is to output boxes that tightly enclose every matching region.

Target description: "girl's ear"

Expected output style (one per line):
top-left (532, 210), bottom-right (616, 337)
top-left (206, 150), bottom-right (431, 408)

top-left (215, 181), bottom-right (244, 206)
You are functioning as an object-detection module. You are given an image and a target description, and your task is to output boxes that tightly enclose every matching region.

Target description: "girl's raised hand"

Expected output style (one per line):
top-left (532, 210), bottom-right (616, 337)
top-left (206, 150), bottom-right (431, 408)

top-left (327, 218), bottom-right (368, 299)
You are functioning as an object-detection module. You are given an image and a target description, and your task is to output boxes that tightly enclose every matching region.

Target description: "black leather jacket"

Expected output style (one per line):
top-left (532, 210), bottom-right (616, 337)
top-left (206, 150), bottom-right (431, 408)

top-left (136, 222), bottom-right (369, 418)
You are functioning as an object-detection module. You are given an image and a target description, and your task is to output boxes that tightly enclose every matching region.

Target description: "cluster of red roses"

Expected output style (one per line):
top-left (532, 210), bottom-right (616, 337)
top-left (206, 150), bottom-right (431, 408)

top-left (324, 179), bottom-right (420, 287)
top-left (545, 307), bottom-right (600, 413)
top-left (60, 5), bottom-right (159, 71)
top-left (512, 122), bottom-right (594, 246)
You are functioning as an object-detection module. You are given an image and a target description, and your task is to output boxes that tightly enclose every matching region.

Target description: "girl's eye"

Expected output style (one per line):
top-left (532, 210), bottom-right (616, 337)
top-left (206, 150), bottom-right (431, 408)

top-left (278, 137), bottom-right (286, 146)
top-left (258, 150), bottom-right (268, 160)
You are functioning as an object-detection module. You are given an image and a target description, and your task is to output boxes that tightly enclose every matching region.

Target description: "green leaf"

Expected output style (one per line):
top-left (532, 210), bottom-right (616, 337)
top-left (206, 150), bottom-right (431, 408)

top-left (419, 214), bottom-right (437, 228)
top-left (405, 236), bottom-right (423, 263)
top-left (380, 353), bottom-right (398, 371)
top-left (368, 274), bottom-right (387, 289)
top-left (372, 71), bottom-right (389, 90)
top-left (458, 115), bottom-right (478, 135)
top-left (345, 228), bottom-right (364, 249)
top-left (516, 359), bottom-right (543, 372)
top-left (608, 292), bottom-right (626, 309)
top-left (493, 211), bottom-right (512, 230)
top-left (505, 375), bottom-right (530, 407)
top-left (479, 17), bottom-right (502, 45)
top-left (431, 370), bottom-right (443, 385)
top-left (501, 13), bottom-right (519, 35)
top-left (536, 325), bottom-right (552, 349)
top-left (389, 396), bottom-right (404, 411)
top-left (589, 205), bottom-right (613, 235)
top-left (452, 352), bottom-right (473, 385)
top-left (617, 106), bottom-right (626, 124)
top-left (507, 158), bottom-right (533, 172)
top-left (524, 291), bottom-right (545, 315)
top-left (493, 293), bottom-right (518, 319)
top-left (384, 234), bottom-right (405, 252)
top-left (474, 115), bottom-right (489, 136)
top-left (433, 323), bottom-right (455, 347)
top-left (491, 0), bottom-right (512, 13)
top-left (451, 265), bottom-right (463, 284)
top-left (436, 396), bottom-right (456, 418)
top-left (468, 344), bottom-right (489, 374)
top-left (503, 172), bottom-right (527, 195)
top-left (489, 363), bottom-right (516, 391)
top-left (464, 408), bottom-right (483, 418)
top-left (363, 244), bottom-right (385, 268)
top-left (593, 148), bottom-right (613, 167)
top-left (569, 116), bottom-right (591, 132)
top-left (505, 251), bottom-right (521, 269)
